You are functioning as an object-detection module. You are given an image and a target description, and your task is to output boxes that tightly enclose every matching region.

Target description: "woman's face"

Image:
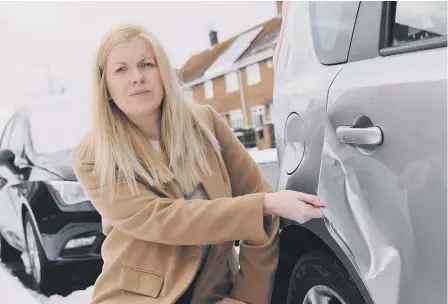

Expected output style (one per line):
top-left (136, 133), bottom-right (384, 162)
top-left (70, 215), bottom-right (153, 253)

top-left (105, 36), bottom-right (165, 121)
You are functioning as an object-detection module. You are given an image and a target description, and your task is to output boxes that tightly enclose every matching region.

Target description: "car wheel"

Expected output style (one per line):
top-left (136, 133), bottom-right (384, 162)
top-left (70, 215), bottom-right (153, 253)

top-left (24, 213), bottom-right (63, 295)
top-left (0, 233), bottom-right (21, 263)
top-left (287, 251), bottom-right (366, 304)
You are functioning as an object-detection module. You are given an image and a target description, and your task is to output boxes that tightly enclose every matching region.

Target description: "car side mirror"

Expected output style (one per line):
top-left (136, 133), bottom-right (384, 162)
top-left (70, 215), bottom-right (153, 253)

top-left (0, 149), bottom-right (21, 175)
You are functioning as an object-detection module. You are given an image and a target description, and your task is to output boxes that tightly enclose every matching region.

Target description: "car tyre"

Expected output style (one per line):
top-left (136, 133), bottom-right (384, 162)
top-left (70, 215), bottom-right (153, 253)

top-left (0, 233), bottom-right (21, 263)
top-left (287, 251), bottom-right (366, 304)
top-left (24, 213), bottom-right (65, 295)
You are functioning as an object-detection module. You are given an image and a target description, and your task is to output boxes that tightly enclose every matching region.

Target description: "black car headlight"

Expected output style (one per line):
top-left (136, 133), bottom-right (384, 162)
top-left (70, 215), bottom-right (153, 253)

top-left (48, 181), bottom-right (90, 205)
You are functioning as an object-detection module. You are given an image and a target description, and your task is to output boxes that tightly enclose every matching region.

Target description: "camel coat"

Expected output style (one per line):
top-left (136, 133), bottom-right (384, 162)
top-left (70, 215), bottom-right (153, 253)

top-left (72, 104), bottom-right (280, 304)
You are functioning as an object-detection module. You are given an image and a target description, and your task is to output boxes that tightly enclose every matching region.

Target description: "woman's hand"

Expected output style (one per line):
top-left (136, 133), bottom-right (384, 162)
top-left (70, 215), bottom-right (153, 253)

top-left (216, 298), bottom-right (246, 304)
top-left (264, 190), bottom-right (325, 224)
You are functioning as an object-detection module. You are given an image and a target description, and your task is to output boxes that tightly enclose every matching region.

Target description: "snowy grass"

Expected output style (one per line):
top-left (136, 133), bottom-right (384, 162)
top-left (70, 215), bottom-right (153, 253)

top-left (247, 148), bottom-right (278, 164)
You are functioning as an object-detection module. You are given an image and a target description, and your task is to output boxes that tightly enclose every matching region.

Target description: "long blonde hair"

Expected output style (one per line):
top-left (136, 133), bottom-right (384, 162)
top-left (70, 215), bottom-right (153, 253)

top-left (80, 24), bottom-right (219, 199)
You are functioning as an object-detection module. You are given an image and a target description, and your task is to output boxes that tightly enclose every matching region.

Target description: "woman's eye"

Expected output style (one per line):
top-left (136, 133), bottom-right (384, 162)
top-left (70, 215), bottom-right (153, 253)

top-left (142, 62), bottom-right (154, 68)
top-left (116, 67), bottom-right (126, 73)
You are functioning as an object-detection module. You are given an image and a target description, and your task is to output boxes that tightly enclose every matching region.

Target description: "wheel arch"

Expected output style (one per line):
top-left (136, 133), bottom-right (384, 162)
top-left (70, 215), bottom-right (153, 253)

top-left (272, 220), bottom-right (375, 304)
top-left (21, 203), bottom-right (46, 257)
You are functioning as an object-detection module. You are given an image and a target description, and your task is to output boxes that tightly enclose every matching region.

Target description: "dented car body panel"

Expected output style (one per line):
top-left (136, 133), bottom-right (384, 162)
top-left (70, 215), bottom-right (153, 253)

top-left (273, 1), bottom-right (447, 303)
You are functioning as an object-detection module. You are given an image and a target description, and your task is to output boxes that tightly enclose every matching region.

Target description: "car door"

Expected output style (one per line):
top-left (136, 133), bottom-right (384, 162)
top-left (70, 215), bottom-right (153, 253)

top-left (0, 114), bottom-right (28, 249)
top-left (271, 2), bottom-right (379, 303)
top-left (317, 2), bottom-right (447, 304)
top-left (273, 1), bottom-right (360, 194)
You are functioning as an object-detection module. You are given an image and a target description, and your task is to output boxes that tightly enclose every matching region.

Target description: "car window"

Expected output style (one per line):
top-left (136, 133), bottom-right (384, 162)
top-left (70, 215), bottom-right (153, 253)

top-left (392, 1), bottom-right (447, 46)
top-left (309, 1), bottom-right (360, 65)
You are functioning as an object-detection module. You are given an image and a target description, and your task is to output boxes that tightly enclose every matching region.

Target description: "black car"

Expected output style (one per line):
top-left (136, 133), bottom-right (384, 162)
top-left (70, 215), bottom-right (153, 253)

top-left (0, 97), bottom-right (103, 295)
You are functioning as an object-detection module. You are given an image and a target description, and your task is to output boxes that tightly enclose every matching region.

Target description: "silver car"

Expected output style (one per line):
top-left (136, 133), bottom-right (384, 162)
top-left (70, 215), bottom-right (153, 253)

top-left (271, 1), bottom-right (447, 304)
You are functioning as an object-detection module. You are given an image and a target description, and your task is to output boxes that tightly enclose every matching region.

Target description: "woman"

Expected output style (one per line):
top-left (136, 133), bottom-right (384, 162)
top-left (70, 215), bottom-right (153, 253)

top-left (72, 24), bottom-right (325, 304)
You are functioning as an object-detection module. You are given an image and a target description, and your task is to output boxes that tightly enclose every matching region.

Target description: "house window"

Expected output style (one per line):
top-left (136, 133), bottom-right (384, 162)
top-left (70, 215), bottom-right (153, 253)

top-left (267, 59), bottom-right (273, 69)
top-left (205, 80), bottom-right (214, 99)
top-left (230, 109), bottom-right (244, 129)
top-left (251, 106), bottom-right (265, 129)
top-left (246, 63), bottom-right (261, 85)
top-left (225, 72), bottom-right (239, 93)
top-left (269, 103), bottom-right (275, 121)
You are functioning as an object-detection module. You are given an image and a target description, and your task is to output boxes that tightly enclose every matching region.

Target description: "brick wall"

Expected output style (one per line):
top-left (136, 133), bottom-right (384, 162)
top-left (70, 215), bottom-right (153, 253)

top-left (191, 58), bottom-right (274, 128)
top-left (241, 59), bottom-right (274, 125)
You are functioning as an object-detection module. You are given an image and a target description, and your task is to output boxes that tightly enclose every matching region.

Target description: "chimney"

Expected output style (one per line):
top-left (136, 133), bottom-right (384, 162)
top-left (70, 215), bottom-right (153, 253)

top-left (276, 1), bottom-right (283, 15)
top-left (209, 29), bottom-right (218, 46)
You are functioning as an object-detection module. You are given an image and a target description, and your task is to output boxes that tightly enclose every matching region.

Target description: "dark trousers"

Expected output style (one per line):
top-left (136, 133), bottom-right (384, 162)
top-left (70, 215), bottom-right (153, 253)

top-left (175, 255), bottom-right (207, 303)
top-left (175, 283), bottom-right (195, 304)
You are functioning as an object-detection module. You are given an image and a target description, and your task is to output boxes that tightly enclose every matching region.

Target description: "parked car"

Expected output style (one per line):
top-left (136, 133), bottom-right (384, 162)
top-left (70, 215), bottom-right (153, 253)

top-left (271, 1), bottom-right (446, 304)
top-left (0, 96), bottom-right (103, 295)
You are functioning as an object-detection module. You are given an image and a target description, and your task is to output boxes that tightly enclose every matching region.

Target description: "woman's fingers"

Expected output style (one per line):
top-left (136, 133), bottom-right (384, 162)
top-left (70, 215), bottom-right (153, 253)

top-left (296, 192), bottom-right (326, 207)
top-left (266, 191), bottom-right (326, 224)
top-left (297, 204), bottom-right (324, 223)
top-left (309, 206), bottom-right (324, 219)
top-left (216, 298), bottom-right (246, 304)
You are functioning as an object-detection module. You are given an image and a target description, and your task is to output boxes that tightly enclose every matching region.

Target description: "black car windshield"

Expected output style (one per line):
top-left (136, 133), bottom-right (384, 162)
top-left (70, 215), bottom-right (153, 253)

top-left (26, 95), bottom-right (92, 156)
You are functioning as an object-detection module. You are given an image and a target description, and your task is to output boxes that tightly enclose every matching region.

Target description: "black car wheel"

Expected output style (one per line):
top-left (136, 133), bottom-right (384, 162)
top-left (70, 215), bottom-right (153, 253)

top-left (0, 233), bottom-right (21, 263)
top-left (24, 213), bottom-right (62, 295)
top-left (287, 251), bottom-right (366, 304)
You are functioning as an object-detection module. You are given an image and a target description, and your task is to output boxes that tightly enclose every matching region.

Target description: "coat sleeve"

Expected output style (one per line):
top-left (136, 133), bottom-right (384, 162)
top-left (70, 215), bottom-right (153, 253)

top-left (72, 151), bottom-right (269, 246)
top-left (206, 105), bottom-right (280, 304)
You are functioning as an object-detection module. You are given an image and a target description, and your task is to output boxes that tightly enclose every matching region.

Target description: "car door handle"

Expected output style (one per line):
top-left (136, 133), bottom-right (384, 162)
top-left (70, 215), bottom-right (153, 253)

top-left (336, 126), bottom-right (383, 146)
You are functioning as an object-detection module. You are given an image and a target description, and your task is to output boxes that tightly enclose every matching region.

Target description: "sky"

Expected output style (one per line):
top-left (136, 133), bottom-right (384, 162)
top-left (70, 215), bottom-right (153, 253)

top-left (0, 1), bottom-right (278, 128)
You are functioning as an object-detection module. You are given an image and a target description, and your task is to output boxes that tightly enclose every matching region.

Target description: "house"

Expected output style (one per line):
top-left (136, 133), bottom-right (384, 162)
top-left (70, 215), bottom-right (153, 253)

top-left (180, 2), bottom-right (282, 149)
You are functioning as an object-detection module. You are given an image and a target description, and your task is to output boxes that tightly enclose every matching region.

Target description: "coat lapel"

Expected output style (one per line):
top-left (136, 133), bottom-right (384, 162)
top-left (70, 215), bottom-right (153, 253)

top-left (155, 139), bottom-right (228, 200)
top-left (201, 168), bottom-right (224, 200)
top-left (145, 181), bottom-right (175, 199)
top-left (200, 140), bottom-right (228, 200)
top-left (164, 180), bottom-right (183, 199)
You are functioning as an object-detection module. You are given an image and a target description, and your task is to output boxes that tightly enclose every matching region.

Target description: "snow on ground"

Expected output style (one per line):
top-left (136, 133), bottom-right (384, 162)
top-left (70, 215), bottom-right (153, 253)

top-left (34, 288), bottom-right (94, 304)
top-left (247, 148), bottom-right (278, 164)
top-left (0, 264), bottom-right (40, 303)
